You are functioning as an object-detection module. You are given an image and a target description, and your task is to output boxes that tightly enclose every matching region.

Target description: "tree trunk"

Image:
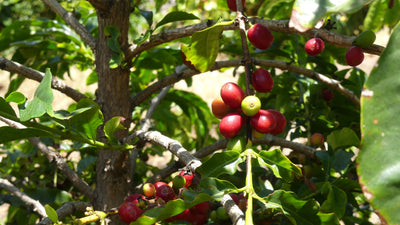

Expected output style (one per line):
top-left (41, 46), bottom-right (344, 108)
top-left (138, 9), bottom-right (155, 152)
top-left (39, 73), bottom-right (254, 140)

top-left (94, 1), bottom-right (131, 224)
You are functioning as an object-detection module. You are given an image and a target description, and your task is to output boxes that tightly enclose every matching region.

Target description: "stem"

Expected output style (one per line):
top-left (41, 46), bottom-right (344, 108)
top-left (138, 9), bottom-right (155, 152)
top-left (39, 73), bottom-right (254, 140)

top-left (243, 149), bottom-right (255, 225)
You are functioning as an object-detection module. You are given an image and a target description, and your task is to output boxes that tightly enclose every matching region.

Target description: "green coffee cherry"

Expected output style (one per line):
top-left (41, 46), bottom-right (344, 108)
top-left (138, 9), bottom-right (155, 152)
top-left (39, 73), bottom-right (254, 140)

top-left (353, 30), bottom-right (376, 48)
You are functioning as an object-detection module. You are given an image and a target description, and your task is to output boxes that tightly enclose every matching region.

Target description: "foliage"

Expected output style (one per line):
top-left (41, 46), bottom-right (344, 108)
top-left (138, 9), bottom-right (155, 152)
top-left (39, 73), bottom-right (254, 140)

top-left (0, 0), bottom-right (399, 225)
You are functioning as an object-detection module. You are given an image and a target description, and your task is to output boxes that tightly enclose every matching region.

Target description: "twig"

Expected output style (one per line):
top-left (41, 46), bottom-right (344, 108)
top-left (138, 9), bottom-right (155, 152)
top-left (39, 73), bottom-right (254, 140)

top-left (0, 178), bottom-right (47, 218)
top-left (221, 194), bottom-right (245, 225)
top-left (134, 130), bottom-right (202, 173)
top-left (37, 201), bottom-right (92, 225)
top-left (0, 57), bottom-right (87, 102)
top-left (125, 19), bottom-right (384, 61)
top-left (254, 59), bottom-right (361, 107)
top-left (42, 0), bottom-right (96, 51)
top-left (0, 116), bottom-right (95, 201)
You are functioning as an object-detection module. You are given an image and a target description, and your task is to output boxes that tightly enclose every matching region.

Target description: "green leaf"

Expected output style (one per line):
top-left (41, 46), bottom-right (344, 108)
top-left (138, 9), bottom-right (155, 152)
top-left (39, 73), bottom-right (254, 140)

top-left (20, 68), bottom-right (54, 121)
top-left (155, 11), bottom-right (199, 29)
top-left (104, 116), bottom-right (125, 143)
top-left (197, 151), bottom-right (242, 177)
top-left (86, 71), bottom-right (98, 85)
top-left (44, 204), bottom-right (58, 223)
top-left (109, 53), bottom-right (123, 69)
top-left (0, 97), bottom-right (17, 118)
top-left (5, 91), bottom-right (26, 104)
top-left (265, 190), bottom-right (321, 225)
top-left (317, 212), bottom-right (340, 225)
top-left (320, 183), bottom-right (347, 219)
top-left (0, 127), bottom-right (51, 143)
top-left (139, 9), bottom-right (153, 27)
top-left (258, 149), bottom-right (302, 182)
top-left (180, 21), bottom-right (228, 72)
top-left (290, 0), bottom-right (372, 31)
top-left (358, 23), bottom-right (400, 224)
top-left (326, 127), bottom-right (360, 150)
top-left (364, 0), bottom-right (386, 32)
top-left (199, 177), bottom-right (237, 201)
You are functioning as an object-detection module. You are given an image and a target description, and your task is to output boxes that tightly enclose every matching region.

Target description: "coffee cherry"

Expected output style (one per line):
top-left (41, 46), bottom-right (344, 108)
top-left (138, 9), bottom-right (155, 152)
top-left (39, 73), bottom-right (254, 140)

top-left (251, 68), bottom-right (274, 93)
top-left (142, 183), bottom-right (156, 198)
top-left (250, 109), bottom-right (276, 133)
top-left (179, 170), bottom-right (194, 188)
top-left (155, 184), bottom-right (176, 202)
top-left (345, 46), bottom-right (364, 66)
top-left (191, 201), bottom-right (210, 214)
top-left (309, 132), bottom-right (324, 147)
top-left (227, 0), bottom-right (245, 11)
top-left (172, 175), bottom-right (186, 190)
top-left (216, 206), bottom-right (229, 220)
top-left (247, 23), bottom-right (274, 50)
top-left (304, 37), bottom-right (325, 56)
top-left (211, 97), bottom-right (233, 119)
top-left (241, 95), bottom-right (261, 116)
top-left (154, 181), bottom-right (168, 190)
top-left (267, 109), bottom-right (286, 134)
top-left (219, 112), bottom-right (244, 138)
top-left (125, 193), bottom-right (146, 204)
top-left (229, 193), bottom-right (247, 211)
top-left (220, 82), bottom-right (245, 109)
top-left (353, 30), bottom-right (376, 48)
top-left (118, 202), bottom-right (143, 224)
top-left (321, 88), bottom-right (334, 102)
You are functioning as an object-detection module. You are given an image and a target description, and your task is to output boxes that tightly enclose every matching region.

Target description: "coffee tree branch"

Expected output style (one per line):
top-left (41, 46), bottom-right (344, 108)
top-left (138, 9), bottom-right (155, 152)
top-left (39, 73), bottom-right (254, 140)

top-left (42, 0), bottom-right (96, 51)
top-left (0, 57), bottom-right (87, 102)
top-left (0, 178), bottom-right (47, 218)
top-left (0, 117), bottom-right (95, 201)
top-left (38, 201), bottom-right (92, 225)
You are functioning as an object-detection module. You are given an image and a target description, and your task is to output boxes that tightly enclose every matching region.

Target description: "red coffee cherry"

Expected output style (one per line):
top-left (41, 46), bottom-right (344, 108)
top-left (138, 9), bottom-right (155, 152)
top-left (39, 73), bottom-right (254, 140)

top-left (251, 68), bottom-right (274, 93)
top-left (219, 112), bottom-right (244, 138)
top-left (211, 97), bottom-right (233, 119)
top-left (155, 184), bottom-right (176, 202)
top-left (304, 38), bottom-right (325, 56)
top-left (345, 46), bottom-right (364, 66)
top-left (227, 0), bottom-right (245, 11)
top-left (118, 202), bottom-right (143, 224)
top-left (247, 23), bottom-right (274, 50)
top-left (267, 109), bottom-right (286, 134)
top-left (179, 170), bottom-right (194, 188)
top-left (220, 82), bottom-right (245, 109)
top-left (250, 109), bottom-right (276, 133)
top-left (321, 88), bottom-right (334, 102)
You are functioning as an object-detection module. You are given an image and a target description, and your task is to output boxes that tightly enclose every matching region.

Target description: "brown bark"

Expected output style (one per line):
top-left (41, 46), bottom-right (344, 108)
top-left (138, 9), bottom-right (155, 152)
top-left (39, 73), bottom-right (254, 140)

top-left (93, 1), bottom-right (131, 223)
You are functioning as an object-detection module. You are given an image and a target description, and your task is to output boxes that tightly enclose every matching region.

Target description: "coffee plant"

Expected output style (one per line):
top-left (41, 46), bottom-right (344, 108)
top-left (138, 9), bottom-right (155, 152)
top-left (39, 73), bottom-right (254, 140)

top-left (0, 0), bottom-right (400, 224)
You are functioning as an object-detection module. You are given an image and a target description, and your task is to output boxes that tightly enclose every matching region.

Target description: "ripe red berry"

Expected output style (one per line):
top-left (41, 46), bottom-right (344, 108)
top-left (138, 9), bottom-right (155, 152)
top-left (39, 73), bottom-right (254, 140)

top-left (155, 184), bottom-right (176, 202)
top-left (251, 68), bottom-right (274, 93)
top-left (304, 38), bottom-right (325, 56)
top-left (154, 181), bottom-right (168, 190)
top-left (321, 88), bottom-right (334, 102)
top-left (247, 23), bottom-right (274, 50)
top-left (229, 193), bottom-right (247, 211)
top-left (219, 112), bottom-right (244, 138)
top-left (227, 0), bottom-right (245, 11)
top-left (267, 109), bottom-right (286, 134)
top-left (211, 97), bottom-right (233, 119)
top-left (118, 202), bottom-right (143, 224)
top-left (220, 82), bottom-right (245, 109)
top-left (191, 201), bottom-right (210, 214)
top-left (345, 46), bottom-right (364, 66)
top-left (250, 109), bottom-right (276, 133)
top-left (179, 170), bottom-right (194, 188)
top-left (125, 194), bottom-right (146, 204)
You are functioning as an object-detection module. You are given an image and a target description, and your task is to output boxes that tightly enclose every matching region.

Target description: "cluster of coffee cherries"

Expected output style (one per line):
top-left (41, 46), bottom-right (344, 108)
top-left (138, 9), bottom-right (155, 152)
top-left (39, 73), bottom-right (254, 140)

top-left (118, 170), bottom-right (210, 224)
top-left (212, 69), bottom-right (286, 139)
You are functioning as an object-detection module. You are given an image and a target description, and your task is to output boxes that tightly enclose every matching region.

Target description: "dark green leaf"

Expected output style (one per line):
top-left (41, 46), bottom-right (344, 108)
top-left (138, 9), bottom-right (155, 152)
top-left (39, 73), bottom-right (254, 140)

top-left (109, 53), bottom-right (123, 69)
top-left (199, 177), bottom-right (237, 201)
top-left (44, 204), bottom-right (58, 223)
top-left (140, 9), bottom-right (153, 27)
top-left (0, 97), bottom-right (17, 117)
top-left (258, 149), bottom-right (302, 182)
top-left (0, 127), bottom-right (51, 143)
top-left (265, 190), bottom-right (321, 225)
top-left (155, 11), bottom-right (199, 29)
top-left (20, 68), bottom-right (54, 121)
top-left (358, 23), bottom-right (400, 224)
top-left (197, 151), bottom-right (242, 177)
top-left (320, 183), bottom-right (347, 218)
top-left (333, 150), bottom-right (354, 172)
